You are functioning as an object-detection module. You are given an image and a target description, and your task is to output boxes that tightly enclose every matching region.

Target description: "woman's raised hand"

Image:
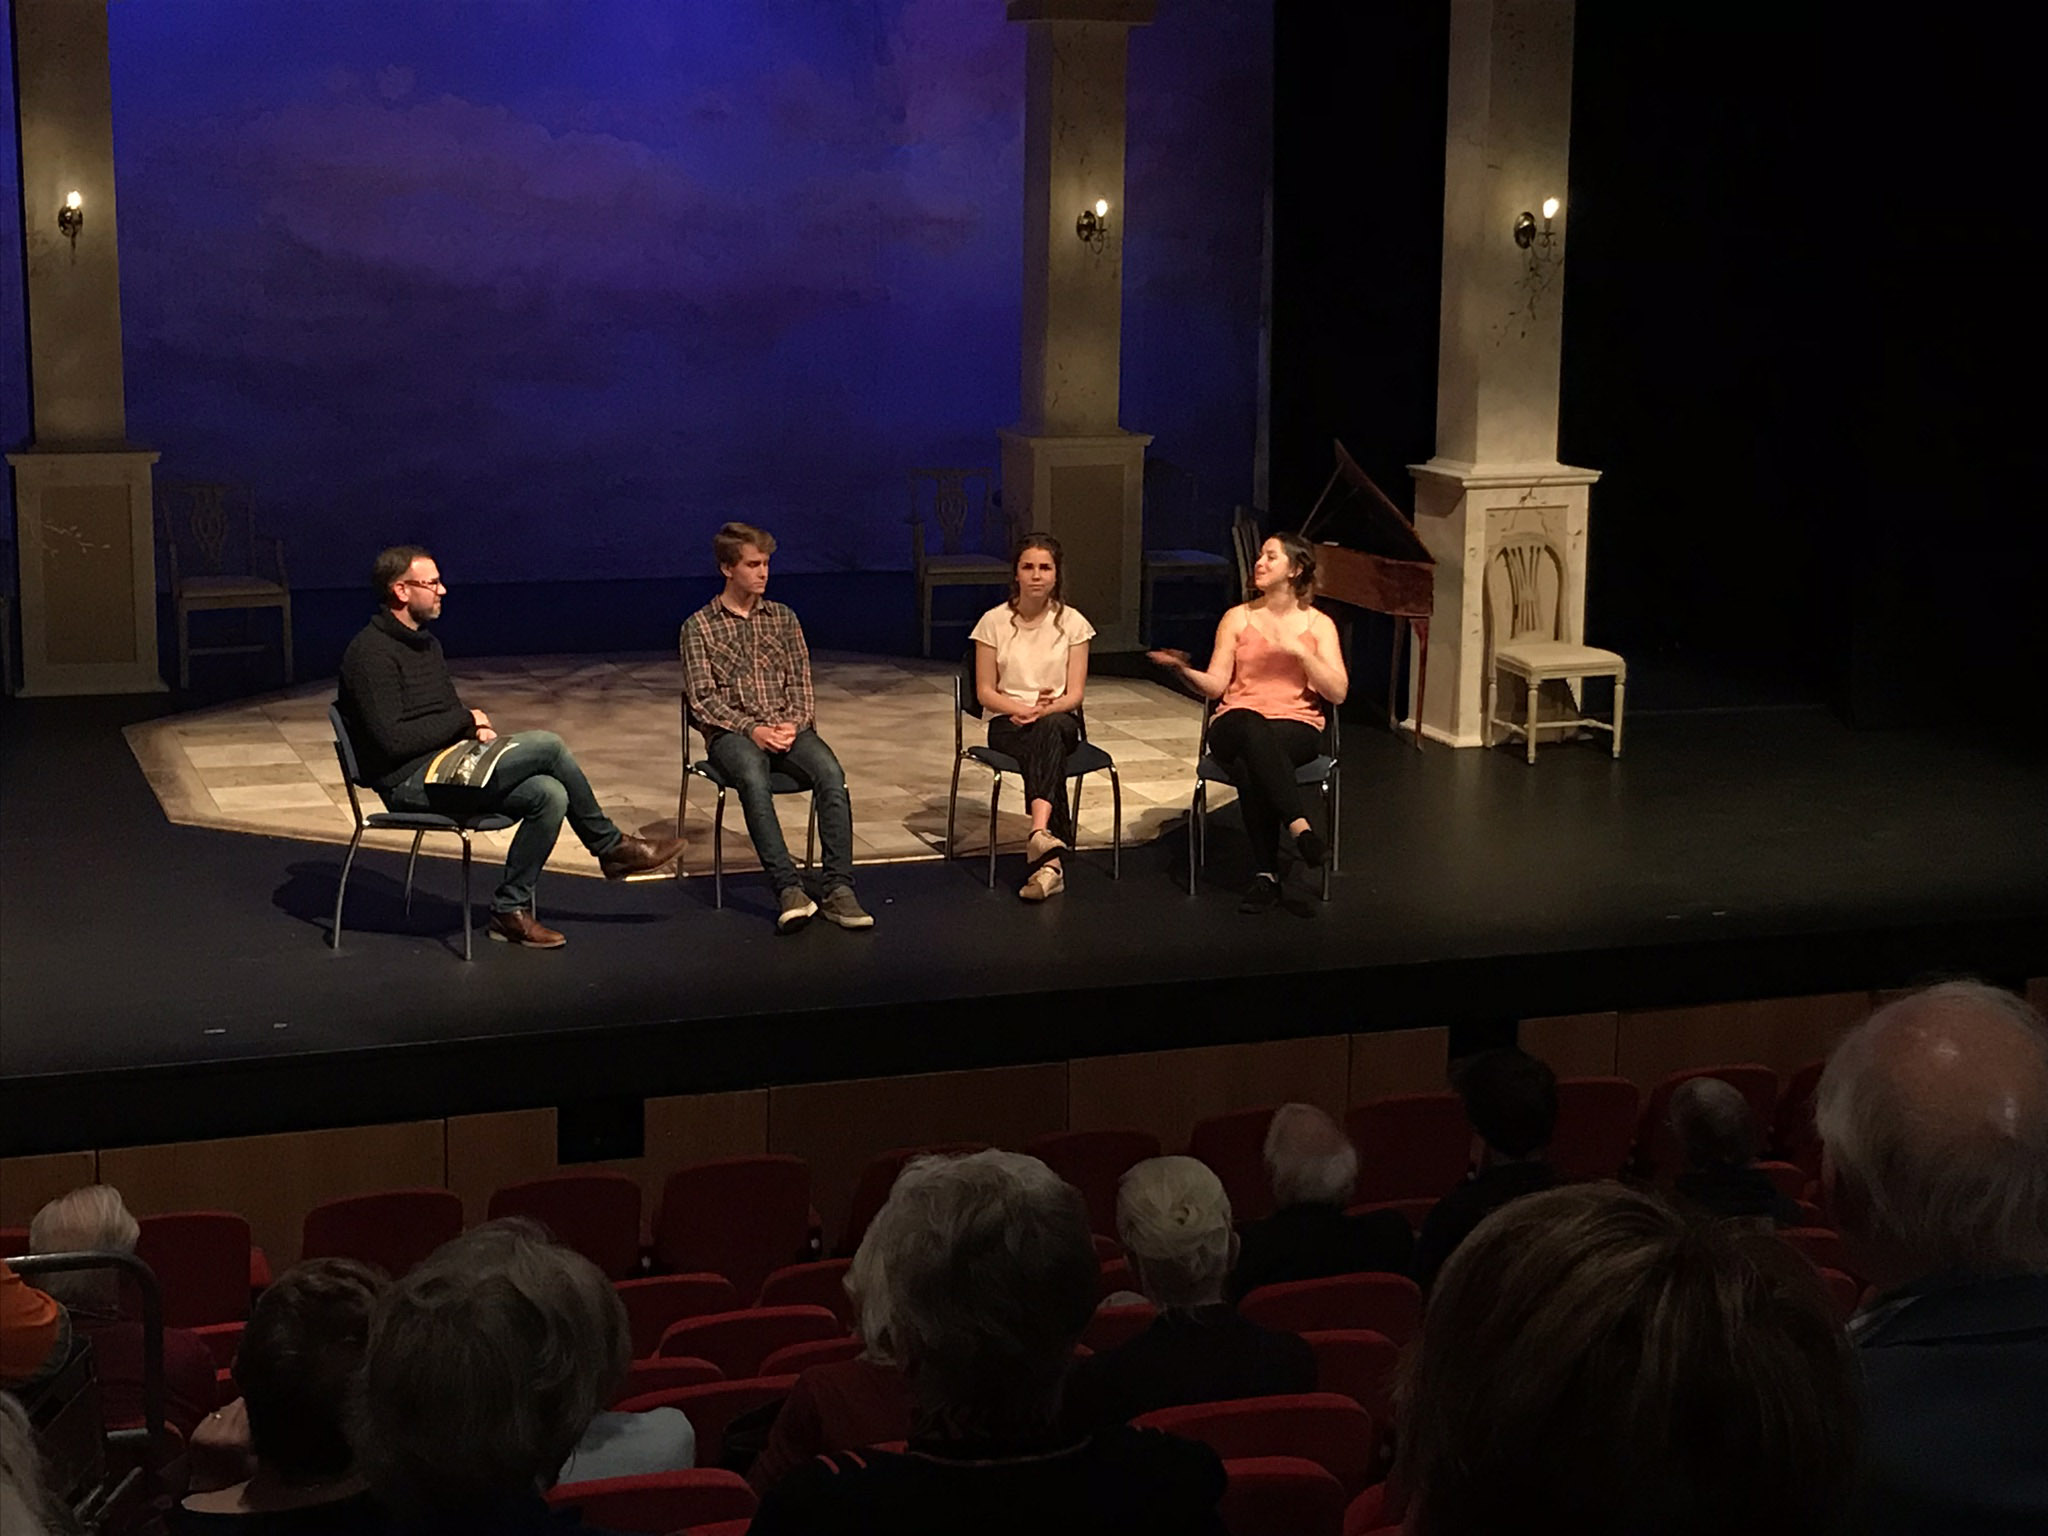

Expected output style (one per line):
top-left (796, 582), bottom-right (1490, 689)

top-left (1146, 648), bottom-right (1191, 671)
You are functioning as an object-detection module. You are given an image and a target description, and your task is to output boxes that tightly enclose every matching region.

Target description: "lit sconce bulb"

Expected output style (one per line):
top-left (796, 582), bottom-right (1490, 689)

top-left (1076, 198), bottom-right (1111, 252)
top-left (65, 190), bottom-right (83, 212)
top-left (1541, 196), bottom-right (1560, 220)
top-left (58, 188), bottom-right (85, 246)
top-left (1094, 198), bottom-right (1110, 218)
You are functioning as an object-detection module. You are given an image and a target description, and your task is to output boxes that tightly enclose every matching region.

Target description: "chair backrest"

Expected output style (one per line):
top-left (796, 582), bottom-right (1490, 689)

top-left (1221, 1455), bottom-right (1347, 1536)
top-left (1081, 1301), bottom-right (1158, 1355)
top-left (1142, 458), bottom-right (1203, 545)
top-left (1231, 506), bottom-right (1264, 599)
top-left (1773, 1058), bottom-right (1828, 1171)
top-left (326, 705), bottom-right (375, 829)
top-left (653, 1155), bottom-right (814, 1301)
top-left (1239, 1272), bottom-right (1424, 1348)
top-left (1344, 1094), bottom-right (1472, 1204)
top-left (756, 1258), bottom-right (856, 1325)
top-left (487, 1172), bottom-right (643, 1281)
top-left (1780, 1226), bottom-right (1850, 1276)
top-left (908, 467), bottom-right (1000, 558)
top-left (613, 1375), bottom-right (798, 1468)
top-left (759, 1333), bottom-right (865, 1376)
top-left (655, 1305), bottom-right (844, 1379)
top-left (616, 1272), bottom-right (743, 1358)
top-left (1186, 1106), bottom-right (1280, 1223)
top-left (546, 1467), bottom-right (759, 1530)
top-left (155, 481), bottom-right (258, 579)
top-left (1344, 1198), bottom-right (1437, 1233)
top-left (1638, 1064), bottom-right (1782, 1181)
top-left (838, 1143), bottom-right (988, 1257)
top-left (612, 1354), bottom-right (723, 1405)
top-left (1300, 1329), bottom-right (1400, 1427)
top-left (1134, 1392), bottom-right (1376, 1496)
top-left (1549, 1076), bottom-right (1645, 1182)
top-left (1025, 1129), bottom-right (1165, 1238)
top-left (1754, 1160), bottom-right (1807, 1200)
top-left (133, 1212), bottom-right (254, 1328)
top-left (299, 1188), bottom-right (464, 1278)
top-left (1483, 532), bottom-right (1570, 647)
top-left (1816, 1266), bottom-right (1864, 1323)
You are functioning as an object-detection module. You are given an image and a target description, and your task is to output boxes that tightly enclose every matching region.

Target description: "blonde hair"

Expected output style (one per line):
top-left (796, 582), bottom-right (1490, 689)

top-left (1116, 1157), bottom-right (1234, 1310)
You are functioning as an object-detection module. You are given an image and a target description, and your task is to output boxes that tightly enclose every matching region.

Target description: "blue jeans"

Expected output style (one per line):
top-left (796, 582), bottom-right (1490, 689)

top-left (386, 730), bottom-right (621, 913)
top-left (705, 726), bottom-right (854, 894)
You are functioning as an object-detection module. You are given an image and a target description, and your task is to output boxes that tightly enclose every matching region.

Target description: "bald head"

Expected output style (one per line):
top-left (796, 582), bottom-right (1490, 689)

top-left (1671, 1076), bottom-right (1760, 1169)
top-left (1816, 981), bottom-right (2048, 1283)
top-left (1263, 1103), bottom-right (1358, 1207)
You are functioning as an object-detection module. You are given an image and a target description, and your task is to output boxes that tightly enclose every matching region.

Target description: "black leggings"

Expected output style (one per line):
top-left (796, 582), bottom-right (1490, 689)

top-left (986, 711), bottom-right (1083, 845)
top-left (1207, 709), bottom-right (1322, 875)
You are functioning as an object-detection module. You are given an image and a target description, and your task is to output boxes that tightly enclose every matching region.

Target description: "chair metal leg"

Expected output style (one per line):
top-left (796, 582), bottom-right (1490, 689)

top-left (279, 595), bottom-right (294, 685)
top-left (1526, 679), bottom-right (1540, 765)
top-left (1108, 768), bottom-right (1122, 880)
top-left (712, 787), bottom-right (727, 909)
top-left (460, 831), bottom-right (475, 962)
top-left (1186, 782), bottom-right (1204, 895)
top-left (1611, 678), bottom-right (1626, 757)
top-left (986, 772), bottom-right (1000, 890)
top-left (805, 797), bottom-right (817, 870)
top-left (403, 831), bottom-right (425, 916)
top-left (945, 753), bottom-right (963, 860)
top-left (1328, 769), bottom-right (1341, 875)
top-left (330, 826), bottom-right (366, 950)
top-left (674, 770), bottom-right (690, 879)
top-left (1320, 780), bottom-right (1334, 902)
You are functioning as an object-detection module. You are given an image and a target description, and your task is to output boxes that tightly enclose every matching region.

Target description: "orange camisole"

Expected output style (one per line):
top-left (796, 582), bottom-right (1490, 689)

top-left (1218, 619), bottom-right (1325, 728)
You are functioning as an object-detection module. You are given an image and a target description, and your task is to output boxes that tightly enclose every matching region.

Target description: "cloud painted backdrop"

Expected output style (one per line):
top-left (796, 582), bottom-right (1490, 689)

top-left (93, 0), bottom-right (1271, 582)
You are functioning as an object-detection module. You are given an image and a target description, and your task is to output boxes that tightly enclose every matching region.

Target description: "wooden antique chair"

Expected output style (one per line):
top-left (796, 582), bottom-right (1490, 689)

top-left (1482, 531), bottom-right (1625, 762)
top-left (909, 467), bottom-right (1010, 657)
top-left (155, 481), bottom-right (293, 689)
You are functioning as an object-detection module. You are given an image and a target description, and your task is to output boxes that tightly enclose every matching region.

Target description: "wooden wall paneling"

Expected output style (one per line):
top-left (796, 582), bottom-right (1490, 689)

top-left (768, 1066), bottom-right (1068, 1253)
top-left (640, 1091), bottom-right (771, 1223)
top-left (0, 1152), bottom-right (99, 1228)
top-left (1616, 992), bottom-right (1873, 1090)
top-left (100, 1121), bottom-right (446, 1269)
top-left (1067, 1036), bottom-right (1351, 1156)
top-left (1346, 1027), bottom-right (1452, 1104)
top-left (1519, 1013), bottom-right (1620, 1080)
top-left (445, 1109), bottom-right (559, 1228)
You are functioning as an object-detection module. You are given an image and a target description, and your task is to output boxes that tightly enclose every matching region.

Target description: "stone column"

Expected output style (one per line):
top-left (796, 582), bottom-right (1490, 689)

top-left (9, 0), bottom-right (164, 695)
top-left (999, 0), bottom-right (1155, 652)
top-left (1409, 0), bottom-right (1597, 746)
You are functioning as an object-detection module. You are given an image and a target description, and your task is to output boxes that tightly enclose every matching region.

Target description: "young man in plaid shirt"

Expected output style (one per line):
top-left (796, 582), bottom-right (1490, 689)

top-left (680, 523), bottom-right (874, 933)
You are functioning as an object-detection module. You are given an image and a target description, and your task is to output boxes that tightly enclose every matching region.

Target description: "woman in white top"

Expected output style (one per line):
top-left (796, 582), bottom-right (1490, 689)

top-left (969, 535), bottom-right (1095, 901)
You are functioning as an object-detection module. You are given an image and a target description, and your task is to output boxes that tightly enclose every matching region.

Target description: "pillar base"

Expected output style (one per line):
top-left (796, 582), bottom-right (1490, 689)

top-left (1407, 457), bottom-right (1599, 747)
top-left (999, 428), bottom-right (1152, 652)
top-left (8, 447), bottom-right (165, 696)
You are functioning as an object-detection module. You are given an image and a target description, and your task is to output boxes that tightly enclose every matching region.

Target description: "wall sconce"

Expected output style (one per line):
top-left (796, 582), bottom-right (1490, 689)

top-left (1513, 195), bottom-right (1560, 250)
top-left (1075, 197), bottom-right (1110, 254)
top-left (58, 190), bottom-right (84, 248)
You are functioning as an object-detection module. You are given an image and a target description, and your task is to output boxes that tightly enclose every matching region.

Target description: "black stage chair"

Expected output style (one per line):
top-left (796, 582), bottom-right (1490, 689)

top-left (1186, 700), bottom-right (1340, 901)
top-left (676, 694), bottom-right (816, 909)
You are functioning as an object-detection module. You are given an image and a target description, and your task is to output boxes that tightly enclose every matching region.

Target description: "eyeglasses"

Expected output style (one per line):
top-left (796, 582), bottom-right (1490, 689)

top-left (402, 579), bottom-right (447, 591)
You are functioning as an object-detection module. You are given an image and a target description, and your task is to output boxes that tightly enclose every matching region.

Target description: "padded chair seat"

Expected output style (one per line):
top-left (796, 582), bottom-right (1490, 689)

top-left (178, 574), bottom-right (288, 601)
top-left (363, 810), bottom-right (517, 833)
top-left (1196, 753), bottom-right (1336, 785)
top-left (966, 740), bottom-right (1115, 779)
top-left (922, 553), bottom-right (1011, 577)
top-left (1491, 639), bottom-right (1626, 677)
top-left (688, 759), bottom-right (806, 795)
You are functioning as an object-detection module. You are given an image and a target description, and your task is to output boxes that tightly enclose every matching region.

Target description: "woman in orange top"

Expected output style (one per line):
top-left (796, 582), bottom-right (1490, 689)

top-left (1148, 533), bottom-right (1348, 912)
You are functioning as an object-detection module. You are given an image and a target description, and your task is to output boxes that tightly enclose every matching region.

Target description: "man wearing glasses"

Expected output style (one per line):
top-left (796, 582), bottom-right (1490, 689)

top-left (335, 545), bottom-right (683, 947)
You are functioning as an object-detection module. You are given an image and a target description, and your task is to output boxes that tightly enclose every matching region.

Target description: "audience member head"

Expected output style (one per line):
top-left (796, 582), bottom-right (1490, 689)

top-left (1262, 1103), bottom-right (1358, 1208)
top-left (1670, 1075), bottom-right (1760, 1171)
top-left (1816, 980), bottom-right (2048, 1290)
top-left (846, 1150), bottom-right (1096, 1440)
top-left (712, 520), bottom-right (776, 573)
top-left (236, 1258), bottom-right (385, 1486)
top-left (354, 1219), bottom-right (629, 1516)
top-left (1116, 1157), bottom-right (1236, 1312)
top-left (1398, 1183), bottom-right (1858, 1536)
top-left (0, 1392), bottom-right (62, 1536)
top-left (1453, 1048), bottom-right (1558, 1162)
top-left (29, 1183), bottom-right (140, 1311)
top-left (371, 545), bottom-right (432, 610)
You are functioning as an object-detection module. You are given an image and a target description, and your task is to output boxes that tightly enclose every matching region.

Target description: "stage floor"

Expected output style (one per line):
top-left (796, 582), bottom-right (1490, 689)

top-left (121, 652), bottom-right (1213, 877)
top-left (5, 684), bottom-right (2045, 1154)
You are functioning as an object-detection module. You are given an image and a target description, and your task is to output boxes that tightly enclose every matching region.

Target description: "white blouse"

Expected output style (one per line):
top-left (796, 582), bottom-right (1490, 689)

top-left (969, 602), bottom-right (1096, 702)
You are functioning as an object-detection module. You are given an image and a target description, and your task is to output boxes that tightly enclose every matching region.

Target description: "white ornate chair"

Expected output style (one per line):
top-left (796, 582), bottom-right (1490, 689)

top-left (1483, 532), bottom-right (1624, 762)
top-left (155, 481), bottom-right (293, 690)
top-left (909, 467), bottom-right (1011, 658)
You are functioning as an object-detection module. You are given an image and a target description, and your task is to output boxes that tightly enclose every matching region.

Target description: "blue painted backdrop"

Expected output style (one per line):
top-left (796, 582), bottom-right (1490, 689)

top-left (72, 0), bottom-right (1270, 583)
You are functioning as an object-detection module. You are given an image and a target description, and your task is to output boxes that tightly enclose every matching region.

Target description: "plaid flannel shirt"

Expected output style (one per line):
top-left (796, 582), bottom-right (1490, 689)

top-left (679, 595), bottom-right (816, 738)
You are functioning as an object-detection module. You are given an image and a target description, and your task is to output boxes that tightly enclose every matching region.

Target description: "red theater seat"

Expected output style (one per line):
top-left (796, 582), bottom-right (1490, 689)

top-left (300, 1189), bottom-right (463, 1278)
top-left (1301, 1329), bottom-right (1400, 1429)
top-left (1344, 1198), bottom-right (1436, 1233)
top-left (838, 1143), bottom-right (988, 1256)
top-left (656, 1305), bottom-right (843, 1380)
top-left (1240, 1273), bottom-right (1424, 1347)
top-left (1755, 1160), bottom-right (1807, 1200)
top-left (1817, 1266), bottom-right (1864, 1322)
top-left (756, 1257), bottom-right (855, 1326)
top-left (1136, 1393), bottom-right (1376, 1496)
top-left (546, 1467), bottom-right (757, 1531)
top-left (616, 1272), bottom-right (740, 1358)
top-left (1082, 1301), bottom-right (1158, 1354)
top-left (0, 1227), bottom-right (28, 1257)
top-left (487, 1172), bottom-right (643, 1281)
top-left (613, 1376), bottom-right (797, 1469)
top-left (1637, 1065), bottom-right (1780, 1182)
top-left (1345, 1094), bottom-right (1471, 1204)
top-left (760, 1334), bottom-right (864, 1376)
top-left (135, 1212), bottom-right (263, 1327)
top-left (1222, 1455), bottom-right (1346, 1536)
top-left (1549, 1076), bottom-right (1643, 1181)
top-left (1187, 1107), bottom-right (1280, 1222)
top-left (654, 1156), bottom-right (814, 1302)
top-left (613, 1354), bottom-right (722, 1404)
top-left (1774, 1058), bottom-right (1827, 1177)
top-left (191, 1321), bottom-right (244, 1375)
top-left (1781, 1226), bottom-right (1849, 1276)
top-left (1025, 1128), bottom-right (1163, 1236)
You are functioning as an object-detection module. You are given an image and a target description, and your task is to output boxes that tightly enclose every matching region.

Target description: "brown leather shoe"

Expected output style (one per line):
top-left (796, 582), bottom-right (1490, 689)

top-left (599, 833), bottom-right (685, 879)
top-left (487, 909), bottom-right (566, 948)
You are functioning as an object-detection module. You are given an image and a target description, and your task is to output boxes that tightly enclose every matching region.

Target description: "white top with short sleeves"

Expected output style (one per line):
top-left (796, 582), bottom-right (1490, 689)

top-left (969, 602), bottom-right (1096, 702)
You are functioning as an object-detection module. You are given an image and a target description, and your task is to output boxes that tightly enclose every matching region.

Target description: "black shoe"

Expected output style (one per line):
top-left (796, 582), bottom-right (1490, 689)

top-left (1296, 828), bottom-right (1326, 869)
top-left (1238, 875), bottom-right (1282, 914)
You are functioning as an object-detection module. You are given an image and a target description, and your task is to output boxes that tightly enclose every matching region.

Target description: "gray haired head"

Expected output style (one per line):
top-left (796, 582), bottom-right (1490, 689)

top-left (1116, 1156), bottom-right (1236, 1311)
top-left (1264, 1103), bottom-right (1359, 1208)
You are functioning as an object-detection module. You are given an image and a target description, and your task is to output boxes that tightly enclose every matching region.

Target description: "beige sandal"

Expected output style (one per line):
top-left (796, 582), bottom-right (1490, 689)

top-left (1025, 828), bottom-right (1068, 868)
top-left (1019, 860), bottom-right (1065, 902)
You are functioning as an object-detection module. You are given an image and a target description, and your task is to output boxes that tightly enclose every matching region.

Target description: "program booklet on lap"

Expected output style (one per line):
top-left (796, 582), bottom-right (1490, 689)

top-left (423, 735), bottom-right (522, 789)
